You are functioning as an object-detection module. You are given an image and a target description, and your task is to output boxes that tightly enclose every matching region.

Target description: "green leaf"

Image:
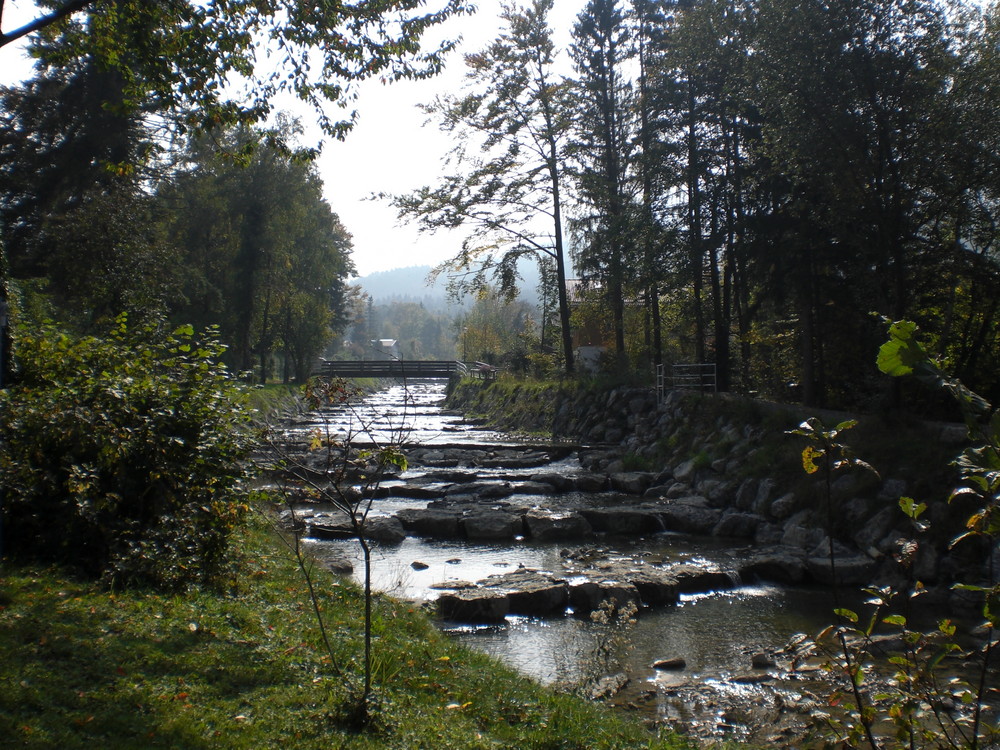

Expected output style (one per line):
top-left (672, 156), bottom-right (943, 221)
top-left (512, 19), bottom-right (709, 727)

top-left (877, 320), bottom-right (927, 376)
top-left (898, 496), bottom-right (927, 520)
top-left (834, 608), bottom-right (859, 623)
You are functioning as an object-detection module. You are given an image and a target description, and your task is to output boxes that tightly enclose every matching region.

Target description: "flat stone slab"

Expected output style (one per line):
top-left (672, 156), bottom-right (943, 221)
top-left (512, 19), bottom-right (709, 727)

top-left (524, 509), bottom-right (592, 541)
top-left (579, 508), bottom-right (663, 535)
top-left (461, 511), bottom-right (525, 540)
top-left (394, 508), bottom-right (463, 539)
top-left (436, 589), bottom-right (510, 623)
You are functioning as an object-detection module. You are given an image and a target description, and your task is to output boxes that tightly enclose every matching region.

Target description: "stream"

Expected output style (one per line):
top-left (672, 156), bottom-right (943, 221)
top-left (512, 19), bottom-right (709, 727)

top-left (277, 381), bottom-right (850, 746)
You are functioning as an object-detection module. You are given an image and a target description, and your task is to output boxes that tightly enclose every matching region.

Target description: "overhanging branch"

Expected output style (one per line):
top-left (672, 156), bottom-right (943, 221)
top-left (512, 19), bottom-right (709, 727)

top-left (0, 0), bottom-right (99, 50)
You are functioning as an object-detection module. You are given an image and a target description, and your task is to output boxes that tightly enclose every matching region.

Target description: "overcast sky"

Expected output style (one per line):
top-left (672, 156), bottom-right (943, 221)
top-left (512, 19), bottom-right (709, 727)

top-left (1, 0), bottom-right (585, 278)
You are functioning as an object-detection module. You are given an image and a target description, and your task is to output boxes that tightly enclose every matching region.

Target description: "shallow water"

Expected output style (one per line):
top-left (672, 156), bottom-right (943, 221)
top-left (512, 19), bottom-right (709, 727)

top-left (292, 380), bottom-right (842, 691)
top-left (308, 531), bottom-right (838, 687)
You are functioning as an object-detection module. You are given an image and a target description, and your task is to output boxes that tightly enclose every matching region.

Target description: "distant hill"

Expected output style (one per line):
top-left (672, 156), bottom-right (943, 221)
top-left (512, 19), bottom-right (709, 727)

top-left (350, 265), bottom-right (444, 302)
top-left (352, 260), bottom-right (543, 308)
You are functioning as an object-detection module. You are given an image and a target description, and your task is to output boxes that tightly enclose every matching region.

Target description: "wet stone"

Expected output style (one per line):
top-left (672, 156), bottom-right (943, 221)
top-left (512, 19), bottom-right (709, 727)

top-left (609, 472), bottom-right (656, 495)
top-left (739, 548), bottom-right (808, 585)
top-left (394, 508), bottom-right (462, 539)
top-left (436, 589), bottom-right (509, 623)
top-left (524, 509), bottom-right (592, 541)
top-left (670, 563), bottom-right (737, 594)
top-left (461, 511), bottom-right (525, 540)
top-left (489, 569), bottom-right (569, 616)
top-left (579, 508), bottom-right (663, 535)
top-left (568, 579), bottom-right (641, 614)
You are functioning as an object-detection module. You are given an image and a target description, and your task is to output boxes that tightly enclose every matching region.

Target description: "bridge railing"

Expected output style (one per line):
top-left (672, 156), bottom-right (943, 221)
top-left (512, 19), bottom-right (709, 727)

top-left (313, 360), bottom-right (463, 379)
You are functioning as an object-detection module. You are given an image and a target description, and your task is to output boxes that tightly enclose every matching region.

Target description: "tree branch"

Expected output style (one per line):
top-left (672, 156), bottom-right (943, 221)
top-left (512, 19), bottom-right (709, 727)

top-left (0, 0), bottom-right (99, 50)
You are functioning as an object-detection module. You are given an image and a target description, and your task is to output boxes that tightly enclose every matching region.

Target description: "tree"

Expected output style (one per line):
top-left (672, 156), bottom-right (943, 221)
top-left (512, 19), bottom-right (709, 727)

top-left (569, 0), bottom-right (636, 368)
top-left (158, 121), bottom-right (355, 382)
top-left (0, 58), bottom-right (178, 325)
top-left (2, 0), bottom-right (473, 139)
top-left (386, 0), bottom-right (577, 374)
top-left (748, 0), bottom-right (962, 405)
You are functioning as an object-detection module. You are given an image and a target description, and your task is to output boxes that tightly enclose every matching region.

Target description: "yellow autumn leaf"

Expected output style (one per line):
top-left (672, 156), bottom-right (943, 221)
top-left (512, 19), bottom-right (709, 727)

top-left (802, 445), bottom-right (824, 474)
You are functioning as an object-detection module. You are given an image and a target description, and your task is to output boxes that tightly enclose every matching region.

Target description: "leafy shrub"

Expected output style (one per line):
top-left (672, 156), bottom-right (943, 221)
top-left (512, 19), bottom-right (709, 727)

top-left (0, 316), bottom-right (254, 590)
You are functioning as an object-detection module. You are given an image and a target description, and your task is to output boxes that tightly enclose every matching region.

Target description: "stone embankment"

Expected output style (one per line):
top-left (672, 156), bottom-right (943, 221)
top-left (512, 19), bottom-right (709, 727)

top-left (440, 379), bottom-right (984, 614)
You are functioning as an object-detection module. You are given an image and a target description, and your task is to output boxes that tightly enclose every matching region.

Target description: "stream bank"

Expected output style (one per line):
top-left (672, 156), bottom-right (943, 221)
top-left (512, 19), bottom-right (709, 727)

top-left (266, 380), bottom-right (995, 746)
top-left (445, 378), bottom-right (986, 612)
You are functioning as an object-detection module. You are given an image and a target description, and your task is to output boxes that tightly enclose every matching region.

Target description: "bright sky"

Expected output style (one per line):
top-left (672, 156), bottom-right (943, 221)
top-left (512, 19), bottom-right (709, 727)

top-left (0, 0), bottom-right (586, 278)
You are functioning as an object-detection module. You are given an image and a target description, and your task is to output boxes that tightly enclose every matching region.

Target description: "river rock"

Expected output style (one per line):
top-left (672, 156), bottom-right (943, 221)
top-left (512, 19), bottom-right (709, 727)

top-left (363, 515), bottom-right (406, 544)
top-left (436, 589), bottom-right (509, 623)
top-left (476, 483), bottom-right (517, 499)
top-left (652, 657), bottom-right (686, 670)
top-left (754, 522), bottom-right (784, 546)
top-left (769, 493), bottom-right (797, 520)
top-left (579, 507), bottom-right (663, 535)
top-left (642, 483), bottom-right (673, 499)
top-left (806, 553), bottom-right (877, 585)
top-left (659, 498), bottom-right (722, 534)
top-left (394, 508), bottom-right (462, 538)
top-left (306, 520), bottom-right (354, 541)
top-left (391, 483), bottom-right (453, 499)
top-left (609, 472), bottom-right (656, 494)
top-left (664, 482), bottom-right (692, 499)
top-left (739, 547), bottom-right (808, 584)
top-left (672, 458), bottom-right (698, 482)
top-left (568, 579), bottom-right (641, 614)
top-left (671, 563), bottom-right (737, 593)
top-left (444, 481), bottom-right (498, 497)
top-left (734, 478), bottom-right (758, 511)
top-left (488, 569), bottom-right (569, 616)
top-left (524, 509), bottom-right (592, 541)
top-left (510, 481), bottom-right (557, 495)
top-left (696, 477), bottom-right (732, 503)
top-left (590, 673), bottom-right (630, 701)
top-left (530, 472), bottom-right (577, 492)
top-left (753, 478), bottom-right (777, 514)
top-left (575, 473), bottom-right (609, 492)
top-left (712, 511), bottom-right (761, 538)
top-left (623, 568), bottom-right (680, 605)
top-left (325, 556), bottom-right (354, 575)
top-left (462, 511), bottom-right (525, 540)
top-left (851, 506), bottom-right (897, 552)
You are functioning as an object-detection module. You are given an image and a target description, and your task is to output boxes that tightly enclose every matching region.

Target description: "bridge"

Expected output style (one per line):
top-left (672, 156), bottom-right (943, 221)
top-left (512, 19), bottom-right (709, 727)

top-left (313, 359), bottom-right (496, 380)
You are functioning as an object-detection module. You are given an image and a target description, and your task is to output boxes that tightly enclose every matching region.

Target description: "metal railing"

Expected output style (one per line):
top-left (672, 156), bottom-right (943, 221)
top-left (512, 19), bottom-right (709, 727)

top-left (313, 360), bottom-right (462, 379)
top-left (671, 363), bottom-right (717, 392)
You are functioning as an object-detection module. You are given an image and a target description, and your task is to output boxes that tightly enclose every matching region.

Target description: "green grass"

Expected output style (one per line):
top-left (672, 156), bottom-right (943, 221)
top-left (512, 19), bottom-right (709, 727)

top-left (0, 513), bottom-right (694, 750)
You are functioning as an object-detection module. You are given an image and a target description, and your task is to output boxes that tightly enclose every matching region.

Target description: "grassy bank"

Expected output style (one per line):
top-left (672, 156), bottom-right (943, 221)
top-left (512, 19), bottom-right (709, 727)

top-left (0, 511), bottom-right (693, 750)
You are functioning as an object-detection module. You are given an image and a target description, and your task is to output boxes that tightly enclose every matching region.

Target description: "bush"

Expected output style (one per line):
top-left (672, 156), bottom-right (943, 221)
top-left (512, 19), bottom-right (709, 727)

top-left (0, 316), bottom-right (254, 590)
